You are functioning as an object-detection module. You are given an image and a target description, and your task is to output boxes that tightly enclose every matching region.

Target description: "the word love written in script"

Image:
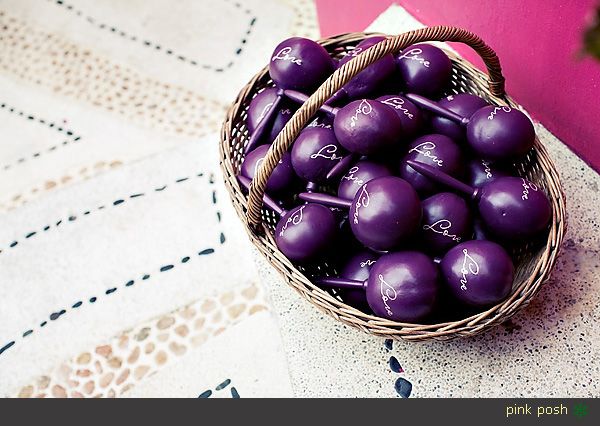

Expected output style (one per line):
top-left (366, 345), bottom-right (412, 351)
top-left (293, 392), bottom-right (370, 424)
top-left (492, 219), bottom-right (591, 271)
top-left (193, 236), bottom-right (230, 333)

top-left (520, 178), bottom-right (539, 201)
top-left (342, 166), bottom-right (365, 187)
top-left (408, 141), bottom-right (444, 167)
top-left (379, 274), bottom-right (398, 317)
top-left (310, 144), bottom-right (343, 161)
top-left (487, 106), bottom-right (512, 120)
top-left (360, 259), bottom-right (376, 268)
top-left (350, 100), bottom-right (373, 128)
top-left (460, 248), bottom-right (480, 291)
top-left (279, 205), bottom-right (305, 237)
top-left (397, 48), bottom-right (430, 67)
top-left (422, 220), bottom-right (462, 242)
top-left (481, 159), bottom-right (493, 179)
top-left (257, 102), bottom-right (275, 122)
top-left (271, 47), bottom-right (302, 65)
top-left (353, 184), bottom-right (371, 224)
top-left (380, 97), bottom-right (415, 119)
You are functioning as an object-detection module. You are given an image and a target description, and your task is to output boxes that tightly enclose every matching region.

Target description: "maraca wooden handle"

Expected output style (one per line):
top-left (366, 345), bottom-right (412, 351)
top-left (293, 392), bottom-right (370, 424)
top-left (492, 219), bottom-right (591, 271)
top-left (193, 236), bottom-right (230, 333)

top-left (247, 26), bottom-right (506, 228)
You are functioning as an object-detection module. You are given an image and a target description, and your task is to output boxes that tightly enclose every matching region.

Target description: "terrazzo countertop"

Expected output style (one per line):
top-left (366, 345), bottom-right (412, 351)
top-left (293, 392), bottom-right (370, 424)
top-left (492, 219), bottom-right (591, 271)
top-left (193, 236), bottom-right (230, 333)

top-left (252, 6), bottom-right (600, 397)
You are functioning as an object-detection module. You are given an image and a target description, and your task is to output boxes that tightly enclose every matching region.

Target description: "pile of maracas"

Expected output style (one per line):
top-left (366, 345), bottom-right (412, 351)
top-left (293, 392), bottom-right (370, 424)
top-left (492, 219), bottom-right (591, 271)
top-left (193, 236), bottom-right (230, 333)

top-left (237, 36), bottom-right (552, 323)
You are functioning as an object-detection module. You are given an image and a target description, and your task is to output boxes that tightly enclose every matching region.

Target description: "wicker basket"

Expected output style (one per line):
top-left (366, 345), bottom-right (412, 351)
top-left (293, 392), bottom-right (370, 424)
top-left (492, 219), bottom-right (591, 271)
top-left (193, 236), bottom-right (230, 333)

top-left (220, 27), bottom-right (567, 341)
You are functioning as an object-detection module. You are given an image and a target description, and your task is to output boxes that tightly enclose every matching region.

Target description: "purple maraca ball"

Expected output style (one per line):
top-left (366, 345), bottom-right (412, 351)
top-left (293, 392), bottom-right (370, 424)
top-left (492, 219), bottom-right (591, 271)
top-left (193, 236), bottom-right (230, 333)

top-left (366, 251), bottom-right (439, 322)
top-left (338, 160), bottom-right (392, 200)
top-left (240, 145), bottom-right (296, 194)
top-left (337, 36), bottom-right (396, 99)
top-left (246, 88), bottom-right (295, 143)
top-left (466, 105), bottom-right (535, 161)
top-left (349, 176), bottom-right (422, 251)
top-left (275, 203), bottom-right (338, 262)
top-left (334, 99), bottom-right (403, 155)
top-left (399, 134), bottom-right (464, 195)
top-left (440, 240), bottom-right (513, 306)
top-left (430, 93), bottom-right (489, 141)
top-left (421, 192), bottom-right (472, 254)
top-left (291, 127), bottom-right (346, 183)
top-left (376, 94), bottom-right (423, 139)
top-left (466, 158), bottom-right (511, 188)
top-left (338, 250), bottom-right (378, 311)
top-left (478, 176), bottom-right (551, 241)
top-left (269, 37), bottom-right (335, 92)
top-left (396, 43), bottom-right (452, 96)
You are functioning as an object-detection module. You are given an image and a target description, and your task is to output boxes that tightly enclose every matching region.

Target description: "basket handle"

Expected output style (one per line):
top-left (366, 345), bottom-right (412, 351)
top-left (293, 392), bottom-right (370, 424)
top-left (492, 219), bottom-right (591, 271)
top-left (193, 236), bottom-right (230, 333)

top-left (247, 26), bottom-right (505, 228)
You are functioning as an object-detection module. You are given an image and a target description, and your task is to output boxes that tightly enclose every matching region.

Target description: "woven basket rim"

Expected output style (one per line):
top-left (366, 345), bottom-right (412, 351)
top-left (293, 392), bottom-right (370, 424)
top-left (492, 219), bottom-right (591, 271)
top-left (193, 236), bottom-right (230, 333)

top-left (219, 30), bottom-right (567, 341)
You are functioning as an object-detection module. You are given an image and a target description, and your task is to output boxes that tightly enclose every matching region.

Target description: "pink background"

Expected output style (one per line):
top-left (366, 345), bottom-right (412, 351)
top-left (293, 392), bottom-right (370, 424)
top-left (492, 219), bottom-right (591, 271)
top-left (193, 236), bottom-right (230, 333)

top-left (316, 0), bottom-right (600, 172)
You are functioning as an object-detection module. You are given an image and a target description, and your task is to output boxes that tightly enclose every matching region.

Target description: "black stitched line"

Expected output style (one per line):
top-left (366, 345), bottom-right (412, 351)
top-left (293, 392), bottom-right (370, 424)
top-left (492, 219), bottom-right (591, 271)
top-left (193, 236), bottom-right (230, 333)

top-left (0, 102), bottom-right (82, 171)
top-left (0, 246), bottom-right (217, 356)
top-left (0, 170), bottom-right (228, 357)
top-left (0, 173), bottom-right (202, 255)
top-left (49, 0), bottom-right (256, 71)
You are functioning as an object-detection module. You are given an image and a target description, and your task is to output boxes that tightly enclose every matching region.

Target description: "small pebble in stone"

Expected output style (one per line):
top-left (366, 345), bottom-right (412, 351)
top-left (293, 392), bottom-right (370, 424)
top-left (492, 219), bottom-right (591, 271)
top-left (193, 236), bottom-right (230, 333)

top-left (389, 356), bottom-right (403, 373)
top-left (198, 390), bottom-right (212, 398)
top-left (384, 339), bottom-right (393, 351)
top-left (394, 377), bottom-right (412, 398)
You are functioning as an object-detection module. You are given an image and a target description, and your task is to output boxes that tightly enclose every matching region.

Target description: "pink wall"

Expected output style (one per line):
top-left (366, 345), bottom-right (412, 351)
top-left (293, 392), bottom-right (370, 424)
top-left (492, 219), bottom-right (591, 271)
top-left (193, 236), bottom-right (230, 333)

top-left (316, 0), bottom-right (600, 172)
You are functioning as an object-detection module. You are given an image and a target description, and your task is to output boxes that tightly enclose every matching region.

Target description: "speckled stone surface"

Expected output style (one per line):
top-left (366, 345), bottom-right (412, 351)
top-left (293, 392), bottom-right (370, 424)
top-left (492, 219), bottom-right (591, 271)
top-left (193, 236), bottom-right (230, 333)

top-left (254, 120), bottom-right (600, 397)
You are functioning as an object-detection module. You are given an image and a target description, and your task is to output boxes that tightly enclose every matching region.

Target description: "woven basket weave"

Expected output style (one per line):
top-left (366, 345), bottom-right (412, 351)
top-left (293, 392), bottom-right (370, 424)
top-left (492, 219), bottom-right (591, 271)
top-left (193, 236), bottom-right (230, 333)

top-left (219, 27), bottom-right (567, 341)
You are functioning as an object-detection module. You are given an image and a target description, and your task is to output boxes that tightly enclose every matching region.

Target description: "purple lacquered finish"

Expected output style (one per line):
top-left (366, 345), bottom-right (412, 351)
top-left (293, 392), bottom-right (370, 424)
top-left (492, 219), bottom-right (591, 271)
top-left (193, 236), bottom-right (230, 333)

top-left (332, 36), bottom-right (397, 102)
top-left (237, 176), bottom-right (338, 262)
top-left (240, 145), bottom-right (296, 195)
top-left (421, 192), bottom-right (472, 254)
top-left (376, 94), bottom-right (423, 139)
top-left (269, 37), bottom-right (335, 92)
top-left (406, 93), bottom-right (536, 161)
top-left (348, 176), bottom-right (421, 251)
top-left (466, 158), bottom-right (511, 188)
top-left (338, 250), bottom-right (379, 311)
top-left (284, 90), bottom-right (404, 156)
top-left (440, 240), bottom-right (514, 306)
top-left (396, 43), bottom-right (452, 97)
top-left (407, 160), bottom-right (552, 241)
top-left (291, 127), bottom-right (346, 183)
top-left (430, 93), bottom-right (488, 141)
top-left (337, 160), bottom-right (392, 200)
top-left (299, 176), bottom-right (422, 251)
top-left (398, 134), bottom-right (464, 196)
top-left (366, 251), bottom-right (439, 322)
top-left (246, 88), bottom-right (296, 143)
top-left (466, 105), bottom-right (536, 161)
top-left (478, 176), bottom-right (552, 240)
top-left (333, 99), bottom-right (403, 155)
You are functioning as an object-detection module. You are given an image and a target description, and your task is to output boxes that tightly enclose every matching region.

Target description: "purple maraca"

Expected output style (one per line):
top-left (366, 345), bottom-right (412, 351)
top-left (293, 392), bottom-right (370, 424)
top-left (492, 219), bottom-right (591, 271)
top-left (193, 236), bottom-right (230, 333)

top-left (299, 176), bottom-right (422, 251)
top-left (396, 43), bottom-right (453, 96)
top-left (245, 37), bottom-right (335, 153)
top-left (284, 89), bottom-right (403, 155)
top-left (421, 192), bottom-right (472, 254)
top-left (407, 160), bottom-right (552, 242)
top-left (406, 93), bottom-right (535, 161)
top-left (398, 134), bottom-right (464, 195)
top-left (318, 251), bottom-right (439, 322)
top-left (337, 159), bottom-right (392, 200)
top-left (440, 240), bottom-right (514, 306)
top-left (291, 127), bottom-right (347, 187)
top-left (337, 250), bottom-right (379, 311)
top-left (429, 93), bottom-right (489, 141)
top-left (237, 176), bottom-right (337, 262)
top-left (376, 94), bottom-right (423, 139)
top-left (466, 157), bottom-right (511, 188)
top-left (246, 87), bottom-right (296, 147)
top-left (240, 145), bottom-right (296, 195)
top-left (328, 36), bottom-right (397, 105)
